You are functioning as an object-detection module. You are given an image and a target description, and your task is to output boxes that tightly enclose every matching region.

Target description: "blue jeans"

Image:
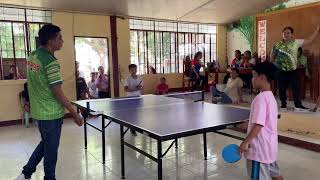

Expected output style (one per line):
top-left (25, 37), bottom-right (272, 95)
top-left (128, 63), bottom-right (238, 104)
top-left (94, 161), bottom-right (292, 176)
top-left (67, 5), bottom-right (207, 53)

top-left (22, 118), bottom-right (63, 180)
top-left (211, 86), bottom-right (233, 104)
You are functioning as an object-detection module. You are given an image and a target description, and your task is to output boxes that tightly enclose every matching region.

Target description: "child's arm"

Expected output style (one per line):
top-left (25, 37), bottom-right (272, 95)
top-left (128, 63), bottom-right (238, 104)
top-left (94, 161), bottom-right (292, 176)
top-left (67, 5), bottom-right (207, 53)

top-left (239, 124), bottom-right (263, 155)
top-left (124, 86), bottom-right (139, 92)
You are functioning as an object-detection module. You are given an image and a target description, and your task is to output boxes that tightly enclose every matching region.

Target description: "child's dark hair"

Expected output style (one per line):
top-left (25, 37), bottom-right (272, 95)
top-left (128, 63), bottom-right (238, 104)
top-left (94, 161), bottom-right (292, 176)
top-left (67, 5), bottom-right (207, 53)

top-left (194, 51), bottom-right (202, 60)
top-left (282, 26), bottom-right (294, 33)
top-left (160, 77), bottom-right (166, 81)
top-left (253, 62), bottom-right (277, 83)
top-left (231, 68), bottom-right (239, 74)
top-left (128, 64), bottom-right (137, 70)
top-left (38, 24), bottom-right (61, 46)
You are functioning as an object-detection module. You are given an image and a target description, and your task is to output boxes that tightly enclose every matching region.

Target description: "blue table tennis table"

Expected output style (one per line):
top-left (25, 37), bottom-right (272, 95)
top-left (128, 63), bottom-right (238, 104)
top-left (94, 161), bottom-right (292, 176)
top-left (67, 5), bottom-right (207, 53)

top-left (72, 91), bottom-right (250, 180)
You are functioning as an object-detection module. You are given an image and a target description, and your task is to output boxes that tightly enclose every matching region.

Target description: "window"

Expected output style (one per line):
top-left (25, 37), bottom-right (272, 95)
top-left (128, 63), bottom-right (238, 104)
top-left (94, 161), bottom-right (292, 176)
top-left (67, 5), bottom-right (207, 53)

top-left (130, 19), bottom-right (217, 74)
top-left (0, 7), bottom-right (51, 80)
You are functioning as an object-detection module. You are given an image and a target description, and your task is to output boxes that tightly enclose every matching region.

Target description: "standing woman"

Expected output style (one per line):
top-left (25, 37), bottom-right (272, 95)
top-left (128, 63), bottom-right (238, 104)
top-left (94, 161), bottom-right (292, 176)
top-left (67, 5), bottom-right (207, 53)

top-left (271, 25), bottom-right (319, 112)
top-left (95, 66), bottom-right (110, 98)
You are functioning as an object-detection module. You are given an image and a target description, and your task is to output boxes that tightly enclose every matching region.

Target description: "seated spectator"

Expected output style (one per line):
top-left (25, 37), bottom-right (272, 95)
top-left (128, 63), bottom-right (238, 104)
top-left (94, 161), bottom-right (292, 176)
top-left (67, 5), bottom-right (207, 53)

top-left (190, 51), bottom-right (208, 91)
top-left (211, 68), bottom-right (243, 104)
top-left (76, 70), bottom-right (90, 100)
top-left (230, 50), bottom-right (242, 68)
top-left (5, 65), bottom-right (23, 80)
top-left (155, 77), bottom-right (169, 95)
top-left (243, 50), bottom-right (255, 67)
top-left (240, 50), bottom-right (254, 88)
top-left (88, 72), bottom-right (98, 98)
top-left (22, 82), bottom-right (30, 113)
top-left (149, 65), bottom-right (157, 74)
top-left (184, 55), bottom-right (192, 77)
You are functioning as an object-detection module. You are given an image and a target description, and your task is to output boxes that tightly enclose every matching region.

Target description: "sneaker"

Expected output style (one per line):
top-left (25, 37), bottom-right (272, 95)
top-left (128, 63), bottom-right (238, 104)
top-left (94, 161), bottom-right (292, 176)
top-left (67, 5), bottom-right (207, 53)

top-left (15, 174), bottom-right (30, 180)
top-left (294, 106), bottom-right (309, 112)
top-left (310, 108), bottom-right (318, 112)
top-left (212, 97), bottom-right (222, 104)
top-left (279, 105), bottom-right (287, 112)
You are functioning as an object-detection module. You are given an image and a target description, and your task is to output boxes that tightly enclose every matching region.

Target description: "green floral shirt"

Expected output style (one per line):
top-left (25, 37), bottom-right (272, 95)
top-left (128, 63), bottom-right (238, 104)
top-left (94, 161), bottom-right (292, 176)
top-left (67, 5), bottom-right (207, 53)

top-left (272, 39), bottom-right (304, 71)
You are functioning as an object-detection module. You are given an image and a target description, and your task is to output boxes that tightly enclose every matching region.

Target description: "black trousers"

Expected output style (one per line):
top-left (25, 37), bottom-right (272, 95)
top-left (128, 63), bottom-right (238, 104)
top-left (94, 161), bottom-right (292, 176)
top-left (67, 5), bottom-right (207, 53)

top-left (191, 75), bottom-right (208, 91)
top-left (98, 91), bottom-right (110, 98)
top-left (278, 70), bottom-right (302, 107)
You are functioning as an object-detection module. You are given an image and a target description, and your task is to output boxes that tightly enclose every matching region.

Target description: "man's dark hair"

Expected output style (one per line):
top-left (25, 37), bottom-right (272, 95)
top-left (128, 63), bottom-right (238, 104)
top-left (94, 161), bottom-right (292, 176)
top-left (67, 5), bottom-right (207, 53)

top-left (253, 62), bottom-right (277, 83)
top-left (38, 24), bottom-right (61, 46)
top-left (128, 64), bottom-right (137, 70)
top-left (235, 50), bottom-right (241, 55)
top-left (10, 65), bottom-right (15, 69)
top-left (231, 68), bottom-right (239, 74)
top-left (282, 26), bottom-right (294, 33)
top-left (244, 50), bottom-right (252, 55)
top-left (160, 77), bottom-right (166, 81)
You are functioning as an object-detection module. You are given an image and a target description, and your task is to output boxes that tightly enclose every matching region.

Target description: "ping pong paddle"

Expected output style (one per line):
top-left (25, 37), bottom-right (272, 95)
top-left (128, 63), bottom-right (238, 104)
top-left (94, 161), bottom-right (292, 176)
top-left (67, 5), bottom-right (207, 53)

top-left (136, 80), bottom-right (142, 88)
top-left (222, 144), bottom-right (241, 163)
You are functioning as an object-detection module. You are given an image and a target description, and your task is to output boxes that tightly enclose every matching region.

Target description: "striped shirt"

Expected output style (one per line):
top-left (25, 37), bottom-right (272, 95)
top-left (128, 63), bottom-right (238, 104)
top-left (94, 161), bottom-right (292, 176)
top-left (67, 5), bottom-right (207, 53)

top-left (27, 47), bottom-right (64, 120)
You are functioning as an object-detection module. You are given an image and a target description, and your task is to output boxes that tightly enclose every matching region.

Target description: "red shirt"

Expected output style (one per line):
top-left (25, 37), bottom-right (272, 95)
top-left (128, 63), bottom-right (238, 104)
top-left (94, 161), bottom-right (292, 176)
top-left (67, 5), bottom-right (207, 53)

top-left (156, 83), bottom-right (169, 95)
top-left (192, 59), bottom-right (202, 66)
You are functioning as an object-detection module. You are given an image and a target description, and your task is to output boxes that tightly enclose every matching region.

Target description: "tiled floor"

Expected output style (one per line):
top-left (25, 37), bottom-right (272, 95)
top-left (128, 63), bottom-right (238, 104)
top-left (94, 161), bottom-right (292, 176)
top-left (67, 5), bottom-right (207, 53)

top-left (1, 118), bottom-right (320, 180)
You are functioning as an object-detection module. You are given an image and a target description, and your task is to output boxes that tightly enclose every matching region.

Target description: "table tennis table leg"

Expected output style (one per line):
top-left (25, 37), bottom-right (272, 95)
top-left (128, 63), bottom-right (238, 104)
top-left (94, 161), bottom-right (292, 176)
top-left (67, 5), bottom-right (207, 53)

top-left (79, 107), bottom-right (88, 150)
top-left (175, 138), bottom-right (178, 148)
top-left (120, 125), bottom-right (125, 179)
top-left (203, 132), bottom-right (207, 160)
top-left (102, 116), bottom-right (106, 164)
top-left (157, 140), bottom-right (162, 180)
top-left (84, 118), bottom-right (87, 150)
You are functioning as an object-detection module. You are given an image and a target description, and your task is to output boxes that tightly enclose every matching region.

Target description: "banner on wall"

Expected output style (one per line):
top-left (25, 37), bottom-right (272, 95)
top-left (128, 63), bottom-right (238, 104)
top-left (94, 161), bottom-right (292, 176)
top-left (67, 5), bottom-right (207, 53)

top-left (258, 20), bottom-right (267, 60)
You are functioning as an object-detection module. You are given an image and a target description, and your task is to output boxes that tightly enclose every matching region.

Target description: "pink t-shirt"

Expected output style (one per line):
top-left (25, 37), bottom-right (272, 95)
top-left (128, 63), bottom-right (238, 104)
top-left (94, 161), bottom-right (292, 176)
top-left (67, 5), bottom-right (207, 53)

top-left (245, 91), bottom-right (278, 163)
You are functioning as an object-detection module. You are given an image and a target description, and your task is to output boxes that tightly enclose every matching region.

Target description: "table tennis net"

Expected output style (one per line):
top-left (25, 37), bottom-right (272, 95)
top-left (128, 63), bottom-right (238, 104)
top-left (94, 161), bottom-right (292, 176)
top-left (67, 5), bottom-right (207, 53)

top-left (165, 91), bottom-right (204, 102)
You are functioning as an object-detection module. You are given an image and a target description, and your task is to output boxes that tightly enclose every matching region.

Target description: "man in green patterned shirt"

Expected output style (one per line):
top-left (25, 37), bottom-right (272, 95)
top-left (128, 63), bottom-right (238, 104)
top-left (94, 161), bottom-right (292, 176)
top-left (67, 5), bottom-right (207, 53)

top-left (271, 25), bottom-right (319, 112)
top-left (16, 24), bottom-right (83, 180)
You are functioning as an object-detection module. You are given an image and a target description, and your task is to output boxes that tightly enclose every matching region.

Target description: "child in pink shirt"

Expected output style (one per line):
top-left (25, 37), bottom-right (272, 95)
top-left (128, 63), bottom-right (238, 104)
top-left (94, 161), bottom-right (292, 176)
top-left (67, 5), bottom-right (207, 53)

top-left (240, 62), bottom-right (284, 180)
top-left (155, 77), bottom-right (169, 95)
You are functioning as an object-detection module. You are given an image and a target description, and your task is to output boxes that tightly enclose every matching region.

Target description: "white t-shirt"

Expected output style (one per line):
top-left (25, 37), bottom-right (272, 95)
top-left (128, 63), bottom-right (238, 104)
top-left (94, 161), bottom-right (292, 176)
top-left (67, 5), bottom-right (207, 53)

top-left (88, 81), bottom-right (98, 98)
top-left (249, 58), bottom-right (256, 65)
top-left (224, 77), bottom-right (243, 102)
top-left (124, 75), bottom-right (143, 97)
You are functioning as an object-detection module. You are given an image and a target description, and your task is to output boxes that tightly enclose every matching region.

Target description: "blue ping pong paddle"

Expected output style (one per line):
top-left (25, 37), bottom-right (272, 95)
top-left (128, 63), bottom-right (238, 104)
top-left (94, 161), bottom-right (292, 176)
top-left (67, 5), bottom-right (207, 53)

top-left (222, 144), bottom-right (241, 163)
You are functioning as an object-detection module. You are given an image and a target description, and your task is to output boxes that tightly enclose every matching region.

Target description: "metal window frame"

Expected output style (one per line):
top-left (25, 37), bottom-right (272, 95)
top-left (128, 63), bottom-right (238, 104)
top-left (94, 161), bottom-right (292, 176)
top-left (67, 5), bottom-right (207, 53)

top-left (129, 19), bottom-right (217, 75)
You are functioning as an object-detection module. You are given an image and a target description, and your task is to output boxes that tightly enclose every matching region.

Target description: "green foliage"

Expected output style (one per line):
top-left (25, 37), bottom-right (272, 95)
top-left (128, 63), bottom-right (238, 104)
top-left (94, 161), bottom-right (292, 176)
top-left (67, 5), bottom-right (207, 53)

top-left (265, 3), bottom-right (286, 13)
top-left (238, 16), bottom-right (255, 51)
top-left (227, 2), bottom-right (287, 52)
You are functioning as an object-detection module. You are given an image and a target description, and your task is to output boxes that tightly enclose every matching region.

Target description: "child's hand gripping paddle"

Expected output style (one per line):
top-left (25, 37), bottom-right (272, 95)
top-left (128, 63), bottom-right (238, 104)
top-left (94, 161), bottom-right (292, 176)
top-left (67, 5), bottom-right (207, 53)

top-left (222, 144), bottom-right (241, 163)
